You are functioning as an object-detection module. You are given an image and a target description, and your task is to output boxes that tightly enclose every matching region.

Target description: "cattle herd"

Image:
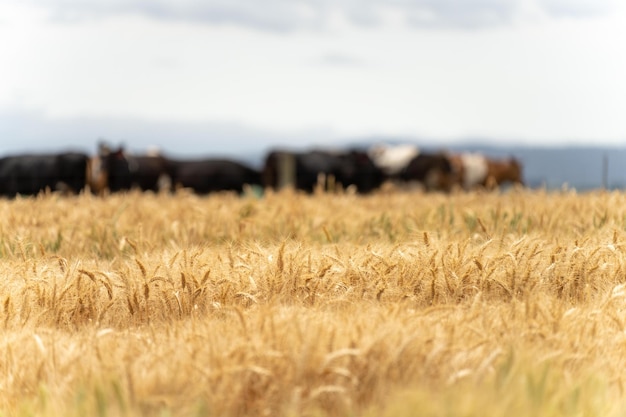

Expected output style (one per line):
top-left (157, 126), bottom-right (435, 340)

top-left (0, 143), bottom-right (524, 197)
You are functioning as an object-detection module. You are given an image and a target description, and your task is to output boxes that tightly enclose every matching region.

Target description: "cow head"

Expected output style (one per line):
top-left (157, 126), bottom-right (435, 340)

top-left (87, 142), bottom-right (132, 193)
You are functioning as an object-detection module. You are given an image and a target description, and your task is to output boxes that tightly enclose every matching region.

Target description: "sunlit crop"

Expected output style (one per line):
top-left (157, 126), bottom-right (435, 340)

top-left (1, 187), bottom-right (626, 416)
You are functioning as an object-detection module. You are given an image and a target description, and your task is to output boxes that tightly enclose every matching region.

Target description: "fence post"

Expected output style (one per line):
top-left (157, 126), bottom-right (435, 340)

top-left (278, 153), bottom-right (296, 190)
top-left (602, 154), bottom-right (608, 190)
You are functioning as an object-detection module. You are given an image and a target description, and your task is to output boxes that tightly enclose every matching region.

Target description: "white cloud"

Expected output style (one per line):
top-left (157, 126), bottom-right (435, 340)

top-left (10, 0), bottom-right (620, 31)
top-left (1, 0), bottom-right (625, 149)
top-left (540, 0), bottom-right (617, 17)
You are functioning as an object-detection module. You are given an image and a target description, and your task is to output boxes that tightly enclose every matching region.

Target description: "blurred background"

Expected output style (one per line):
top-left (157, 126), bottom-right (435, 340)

top-left (1, 0), bottom-right (625, 190)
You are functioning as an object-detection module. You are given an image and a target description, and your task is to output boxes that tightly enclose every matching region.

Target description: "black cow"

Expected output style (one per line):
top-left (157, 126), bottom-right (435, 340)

top-left (0, 152), bottom-right (89, 197)
top-left (90, 144), bottom-right (262, 195)
top-left (89, 144), bottom-right (169, 193)
top-left (263, 149), bottom-right (385, 194)
top-left (165, 158), bottom-right (262, 194)
top-left (399, 152), bottom-right (455, 191)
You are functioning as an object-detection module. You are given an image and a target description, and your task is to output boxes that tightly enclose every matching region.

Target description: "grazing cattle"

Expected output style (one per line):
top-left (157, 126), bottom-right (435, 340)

top-left (448, 152), bottom-right (489, 190)
top-left (368, 143), bottom-right (420, 177)
top-left (0, 152), bottom-right (89, 197)
top-left (165, 158), bottom-right (262, 194)
top-left (263, 149), bottom-right (385, 194)
top-left (89, 144), bottom-right (169, 193)
top-left (485, 157), bottom-right (524, 188)
top-left (448, 152), bottom-right (524, 190)
top-left (125, 154), bottom-right (169, 192)
top-left (399, 152), bottom-right (455, 191)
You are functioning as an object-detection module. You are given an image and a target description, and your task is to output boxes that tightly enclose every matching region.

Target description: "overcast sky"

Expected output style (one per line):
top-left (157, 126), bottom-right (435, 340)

top-left (1, 0), bottom-right (625, 156)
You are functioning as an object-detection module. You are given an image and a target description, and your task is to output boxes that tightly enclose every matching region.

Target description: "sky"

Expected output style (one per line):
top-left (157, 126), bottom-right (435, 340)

top-left (1, 0), bottom-right (625, 157)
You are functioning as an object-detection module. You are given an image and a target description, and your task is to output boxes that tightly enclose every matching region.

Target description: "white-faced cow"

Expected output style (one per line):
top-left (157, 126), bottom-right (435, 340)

top-left (367, 143), bottom-right (420, 177)
top-left (448, 152), bottom-right (524, 190)
top-left (448, 152), bottom-right (489, 190)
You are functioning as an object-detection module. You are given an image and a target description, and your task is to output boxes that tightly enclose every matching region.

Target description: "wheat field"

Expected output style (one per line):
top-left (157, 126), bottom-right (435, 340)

top-left (1, 187), bottom-right (626, 416)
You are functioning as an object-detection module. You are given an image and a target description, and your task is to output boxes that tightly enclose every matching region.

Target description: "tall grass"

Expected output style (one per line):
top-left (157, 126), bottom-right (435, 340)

top-left (1, 187), bottom-right (626, 416)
